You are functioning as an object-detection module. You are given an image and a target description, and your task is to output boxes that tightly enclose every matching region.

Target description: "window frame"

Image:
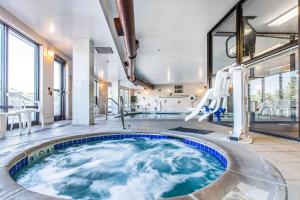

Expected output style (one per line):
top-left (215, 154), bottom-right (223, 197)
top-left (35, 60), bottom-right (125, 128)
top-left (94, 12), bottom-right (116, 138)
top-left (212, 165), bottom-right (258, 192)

top-left (0, 21), bottom-right (40, 127)
top-left (207, 0), bottom-right (300, 141)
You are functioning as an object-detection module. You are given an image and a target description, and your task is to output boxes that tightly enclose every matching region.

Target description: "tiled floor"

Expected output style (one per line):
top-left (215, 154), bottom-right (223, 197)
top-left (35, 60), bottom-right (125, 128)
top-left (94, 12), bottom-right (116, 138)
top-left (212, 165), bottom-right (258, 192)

top-left (0, 117), bottom-right (299, 199)
top-left (238, 134), bottom-right (300, 200)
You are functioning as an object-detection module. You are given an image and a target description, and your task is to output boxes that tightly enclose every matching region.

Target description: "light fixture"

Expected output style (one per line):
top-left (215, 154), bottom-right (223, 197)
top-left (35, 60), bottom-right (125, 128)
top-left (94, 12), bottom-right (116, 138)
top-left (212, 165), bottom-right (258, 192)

top-left (167, 68), bottom-right (171, 82)
top-left (266, 64), bottom-right (290, 72)
top-left (99, 82), bottom-right (104, 89)
top-left (198, 68), bottom-right (203, 78)
top-left (47, 49), bottom-right (54, 57)
top-left (100, 70), bottom-right (104, 80)
top-left (268, 7), bottom-right (298, 27)
top-left (49, 22), bottom-right (55, 33)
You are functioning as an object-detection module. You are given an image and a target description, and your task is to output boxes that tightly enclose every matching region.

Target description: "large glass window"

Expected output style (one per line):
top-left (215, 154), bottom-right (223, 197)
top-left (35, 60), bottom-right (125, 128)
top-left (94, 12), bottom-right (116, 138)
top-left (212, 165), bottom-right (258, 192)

top-left (0, 25), bottom-right (39, 125)
top-left (7, 29), bottom-right (39, 123)
top-left (8, 30), bottom-right (37, 102)
top-left (208, 0), bottom-right (299, 140)
top-left (248, 50), bottom-right (299, 138)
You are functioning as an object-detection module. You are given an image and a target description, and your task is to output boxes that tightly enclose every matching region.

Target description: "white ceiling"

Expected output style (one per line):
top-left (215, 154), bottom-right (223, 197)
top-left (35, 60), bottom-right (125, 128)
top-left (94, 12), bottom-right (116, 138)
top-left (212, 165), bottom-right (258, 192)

top-left (0, 0), bottom-right (130, 84)
top-left (0, 0), bottom-right (257, 86)
top-left (0, 0), bottom-right (297, 86)
top-left (133, 0), bottom-right (238, 84)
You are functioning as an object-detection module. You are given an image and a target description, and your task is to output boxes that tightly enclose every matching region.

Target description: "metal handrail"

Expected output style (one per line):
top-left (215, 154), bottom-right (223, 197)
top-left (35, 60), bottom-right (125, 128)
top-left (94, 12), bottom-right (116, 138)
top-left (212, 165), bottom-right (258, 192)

top-left (105, 97), bottom-right (125, 129)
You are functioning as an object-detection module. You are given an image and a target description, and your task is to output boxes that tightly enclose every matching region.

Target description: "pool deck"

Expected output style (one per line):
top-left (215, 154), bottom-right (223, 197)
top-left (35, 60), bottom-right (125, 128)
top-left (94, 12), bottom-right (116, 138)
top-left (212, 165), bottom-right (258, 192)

top-left (0, 117), bottom-right (299, 200)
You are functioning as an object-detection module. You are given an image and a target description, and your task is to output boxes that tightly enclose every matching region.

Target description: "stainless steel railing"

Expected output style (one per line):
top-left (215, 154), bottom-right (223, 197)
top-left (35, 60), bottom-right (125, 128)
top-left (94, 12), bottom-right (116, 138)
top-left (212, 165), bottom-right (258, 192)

top-left (105, 97), bottom-right (125, 129)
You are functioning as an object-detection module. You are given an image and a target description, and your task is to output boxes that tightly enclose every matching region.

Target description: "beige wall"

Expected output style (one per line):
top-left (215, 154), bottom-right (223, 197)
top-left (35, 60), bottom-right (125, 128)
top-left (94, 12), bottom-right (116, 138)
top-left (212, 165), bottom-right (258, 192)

top-left (0, 6), bottom-right (73, 123)
top-left (98, 81), bottom-right (108, 114)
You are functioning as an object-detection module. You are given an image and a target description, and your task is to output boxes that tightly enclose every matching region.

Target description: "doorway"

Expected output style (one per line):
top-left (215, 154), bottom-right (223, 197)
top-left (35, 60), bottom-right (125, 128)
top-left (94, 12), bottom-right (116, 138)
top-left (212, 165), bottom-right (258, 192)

top-left (54, 57), bottom-right (65, 121)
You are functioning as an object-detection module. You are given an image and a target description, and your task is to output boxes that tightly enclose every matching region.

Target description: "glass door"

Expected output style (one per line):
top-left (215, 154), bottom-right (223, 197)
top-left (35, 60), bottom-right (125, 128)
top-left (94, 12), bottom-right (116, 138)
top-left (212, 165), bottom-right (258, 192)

top-left (54, 59), bottom-right (65, 121)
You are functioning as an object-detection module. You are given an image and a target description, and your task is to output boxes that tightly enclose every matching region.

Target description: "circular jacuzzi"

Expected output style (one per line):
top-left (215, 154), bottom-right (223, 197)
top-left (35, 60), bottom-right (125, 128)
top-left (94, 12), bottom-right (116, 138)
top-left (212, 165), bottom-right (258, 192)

top-left (7, 133), bottom-right (229, 200)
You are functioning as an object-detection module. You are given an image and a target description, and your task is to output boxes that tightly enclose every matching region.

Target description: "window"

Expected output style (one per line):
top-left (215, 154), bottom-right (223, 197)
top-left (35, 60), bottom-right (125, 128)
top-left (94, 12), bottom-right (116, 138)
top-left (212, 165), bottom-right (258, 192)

top-left (54, 59), bottom-right (64, 119)
top-left (8, 30), bottom-right (38, 102)
top-left (0, 23), bottom-right (39, 125)
top-left (208, 0), bottom-right (300, 140)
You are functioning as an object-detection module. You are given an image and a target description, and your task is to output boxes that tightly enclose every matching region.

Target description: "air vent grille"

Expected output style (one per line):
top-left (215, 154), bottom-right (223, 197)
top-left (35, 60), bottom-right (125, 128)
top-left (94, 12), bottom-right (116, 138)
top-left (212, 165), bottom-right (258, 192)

top-left (174, 85), bottom-right (183, 94)
top-left (95, 47), bottom-right (113, 54)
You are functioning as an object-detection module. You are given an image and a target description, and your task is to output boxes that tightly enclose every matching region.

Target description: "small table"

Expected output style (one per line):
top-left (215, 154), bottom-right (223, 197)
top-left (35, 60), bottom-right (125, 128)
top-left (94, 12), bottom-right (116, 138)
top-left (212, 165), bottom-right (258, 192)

top-left (0, 113), bottom-right (7, 138)
top-left (0, 111), bottom-right (24, 138)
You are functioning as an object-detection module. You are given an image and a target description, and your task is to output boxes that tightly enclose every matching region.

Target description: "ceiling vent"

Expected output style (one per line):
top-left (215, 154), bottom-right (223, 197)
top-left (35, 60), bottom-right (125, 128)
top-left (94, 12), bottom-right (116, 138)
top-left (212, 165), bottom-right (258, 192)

top-left (95, 47), bottom-right (113, 54)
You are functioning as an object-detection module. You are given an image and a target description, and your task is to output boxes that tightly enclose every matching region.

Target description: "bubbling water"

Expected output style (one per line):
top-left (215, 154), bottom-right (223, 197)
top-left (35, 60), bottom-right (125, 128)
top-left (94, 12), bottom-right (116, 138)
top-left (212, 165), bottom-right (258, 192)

top-left (15, 138), bottom-right (225, 200)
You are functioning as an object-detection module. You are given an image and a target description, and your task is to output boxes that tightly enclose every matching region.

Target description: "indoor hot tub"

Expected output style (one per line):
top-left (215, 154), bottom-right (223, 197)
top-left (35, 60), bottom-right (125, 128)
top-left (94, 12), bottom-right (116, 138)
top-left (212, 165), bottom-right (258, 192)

top-left (5, 133), bottom-right (228, 200)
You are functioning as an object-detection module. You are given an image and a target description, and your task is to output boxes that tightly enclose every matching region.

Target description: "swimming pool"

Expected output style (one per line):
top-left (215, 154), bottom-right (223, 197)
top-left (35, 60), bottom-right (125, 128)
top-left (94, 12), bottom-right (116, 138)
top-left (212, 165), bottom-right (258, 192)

top-left (11, 134), bottom-right (227, 200)
top-left (125, 112), bottom-right (188, 119)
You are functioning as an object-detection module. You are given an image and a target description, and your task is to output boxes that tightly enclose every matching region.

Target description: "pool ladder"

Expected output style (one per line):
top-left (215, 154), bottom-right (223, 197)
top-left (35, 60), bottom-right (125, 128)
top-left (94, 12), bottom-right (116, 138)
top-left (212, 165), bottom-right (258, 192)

top-left (105, 97), bottom-right (126, 129)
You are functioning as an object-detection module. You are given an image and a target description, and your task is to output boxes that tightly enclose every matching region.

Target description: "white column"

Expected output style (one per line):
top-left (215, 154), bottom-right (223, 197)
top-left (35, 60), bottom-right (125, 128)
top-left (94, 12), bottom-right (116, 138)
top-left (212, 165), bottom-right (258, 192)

top-left (231, 65), bottom-right (249, 141)
top-left (72, 39), bottom-right (94, 125)
top-left (111, 80), bottom-right (120, 114)
top-left (40, 45), bottom-right (54, 124)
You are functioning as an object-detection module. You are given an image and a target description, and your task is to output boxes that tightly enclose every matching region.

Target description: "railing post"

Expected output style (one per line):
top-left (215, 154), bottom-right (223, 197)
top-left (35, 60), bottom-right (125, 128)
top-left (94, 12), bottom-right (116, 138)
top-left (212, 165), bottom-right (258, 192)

top-left (105, 98), bottom-right (126, 129)
top-left (105, 100), bottom-right (108, 120)
top-left (119, 96), bottom-right (125, 129)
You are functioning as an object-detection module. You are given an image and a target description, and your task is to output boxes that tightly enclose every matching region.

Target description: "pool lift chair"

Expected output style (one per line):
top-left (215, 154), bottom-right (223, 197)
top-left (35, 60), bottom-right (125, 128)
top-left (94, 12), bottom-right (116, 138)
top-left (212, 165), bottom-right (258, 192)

top-left (185, 64), bottom-right (252, 143)
top-left (185, 69), bottom-right (230, 122)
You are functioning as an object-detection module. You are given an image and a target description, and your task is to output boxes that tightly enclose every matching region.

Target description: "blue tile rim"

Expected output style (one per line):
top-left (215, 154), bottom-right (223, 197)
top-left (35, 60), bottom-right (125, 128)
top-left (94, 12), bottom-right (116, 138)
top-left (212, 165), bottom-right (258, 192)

top-left (8, 133), bottom-right (228, 177)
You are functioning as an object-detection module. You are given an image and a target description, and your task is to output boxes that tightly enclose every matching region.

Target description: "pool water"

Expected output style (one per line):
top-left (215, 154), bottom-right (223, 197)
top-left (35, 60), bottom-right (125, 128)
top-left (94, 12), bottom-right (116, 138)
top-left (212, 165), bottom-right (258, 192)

top-left (125, 112), bottom-right (187, 119)
top-left (14, 138), bottom-right (225, 200)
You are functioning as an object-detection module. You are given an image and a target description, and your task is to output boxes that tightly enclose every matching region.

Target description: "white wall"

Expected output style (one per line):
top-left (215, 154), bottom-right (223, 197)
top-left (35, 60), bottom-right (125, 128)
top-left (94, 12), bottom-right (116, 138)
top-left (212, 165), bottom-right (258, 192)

top-left (134, 83), bottom-right (207, 113)
top-left (0, 6), bottom-right (72, 123)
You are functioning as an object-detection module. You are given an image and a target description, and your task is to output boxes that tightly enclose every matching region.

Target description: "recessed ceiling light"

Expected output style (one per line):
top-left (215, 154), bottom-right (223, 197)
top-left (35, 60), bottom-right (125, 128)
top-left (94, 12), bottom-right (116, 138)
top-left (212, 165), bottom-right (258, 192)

top-left (100, 70), bottom-right (104, 80)
top-left (198, 68), bottom-right (203, 78)
top-left (167, 69), bottom-right (170, 82)
top-left (49, 22), bottom-right (55, 33)
top-left (268, 7), bottom-right (298, 27)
